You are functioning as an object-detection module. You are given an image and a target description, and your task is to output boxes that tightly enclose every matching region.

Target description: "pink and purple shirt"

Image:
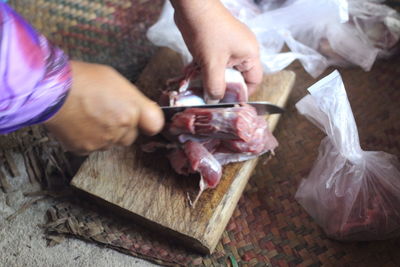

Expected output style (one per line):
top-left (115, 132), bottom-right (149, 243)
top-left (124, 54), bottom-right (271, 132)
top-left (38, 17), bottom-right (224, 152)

top-left (0, 3), bottom-right (71, 134)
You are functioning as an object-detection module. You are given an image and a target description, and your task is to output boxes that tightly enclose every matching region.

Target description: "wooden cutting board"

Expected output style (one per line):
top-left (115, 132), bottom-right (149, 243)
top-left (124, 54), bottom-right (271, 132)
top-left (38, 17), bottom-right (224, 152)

top-left (71, 48), bottom-right (295, 254)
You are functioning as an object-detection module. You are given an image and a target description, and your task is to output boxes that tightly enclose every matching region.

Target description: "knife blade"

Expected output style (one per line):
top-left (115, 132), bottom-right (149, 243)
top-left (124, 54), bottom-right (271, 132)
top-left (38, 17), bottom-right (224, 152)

top-left (161, 101), bottom-right (284, 118)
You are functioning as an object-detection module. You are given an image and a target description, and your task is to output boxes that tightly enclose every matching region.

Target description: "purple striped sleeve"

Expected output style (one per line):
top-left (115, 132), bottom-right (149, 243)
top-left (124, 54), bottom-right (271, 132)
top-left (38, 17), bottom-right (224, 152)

top-left (0, 3), bottom-right (71, 134)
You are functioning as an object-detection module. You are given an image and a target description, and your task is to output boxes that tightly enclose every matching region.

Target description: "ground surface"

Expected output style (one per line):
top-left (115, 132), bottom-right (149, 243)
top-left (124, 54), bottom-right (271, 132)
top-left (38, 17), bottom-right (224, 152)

top-left (0, 152), bottom-right (159, 267)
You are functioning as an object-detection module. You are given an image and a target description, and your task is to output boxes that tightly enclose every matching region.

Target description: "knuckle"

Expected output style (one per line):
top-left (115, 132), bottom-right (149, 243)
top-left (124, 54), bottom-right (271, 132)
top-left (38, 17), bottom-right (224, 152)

top-left (102, 131), bottom-right (115, 144)
top-left (120, 138), bottom-right (135, 147)
top-left (119, 131), bottom-right (138, 147)
top-left (81, 143), bottom-right (96, 153)
top-left (116, 110), bottom-right (137, 126)
top-left (139, 105), bottom-right (164, 136)
top-left (71, 146), bottom-right (90, 156)
top-left (117, 112), bottom-right (131, 126)
top-left (208, 89), bottom-right (224, 99)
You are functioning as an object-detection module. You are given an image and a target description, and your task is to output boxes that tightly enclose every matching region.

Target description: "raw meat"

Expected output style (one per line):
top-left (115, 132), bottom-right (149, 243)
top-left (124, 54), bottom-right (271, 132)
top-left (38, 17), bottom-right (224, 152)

top-left (167, 104), bottom-right (258, 142)
top-left (167, 141), bottom-right (222, 188)
top-left (146, 66), bottom-right (278, 206)
top-left (221, 116), bottom-right (278, 154)
top-left (162, 65), bottom-right (248, 107)
top-left (183, 141), bottom-right (222, 189)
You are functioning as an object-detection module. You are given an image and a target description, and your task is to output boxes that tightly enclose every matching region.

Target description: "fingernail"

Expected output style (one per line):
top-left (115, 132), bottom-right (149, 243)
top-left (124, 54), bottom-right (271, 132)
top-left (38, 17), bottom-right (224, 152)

top-left (204, 92), bottom-right (221, 104)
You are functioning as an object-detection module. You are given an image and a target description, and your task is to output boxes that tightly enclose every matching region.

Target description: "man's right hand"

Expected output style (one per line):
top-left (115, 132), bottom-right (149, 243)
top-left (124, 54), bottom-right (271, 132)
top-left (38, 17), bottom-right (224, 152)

top-left (44, 61), bottom-right (164, 155)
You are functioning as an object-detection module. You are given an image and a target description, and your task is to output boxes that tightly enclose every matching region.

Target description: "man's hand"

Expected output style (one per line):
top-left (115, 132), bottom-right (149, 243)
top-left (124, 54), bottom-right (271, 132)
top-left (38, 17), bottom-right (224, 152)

top-left (44, 61), bottom-right (164, 155)
top-left (171, 0), bottom-right (263, 102)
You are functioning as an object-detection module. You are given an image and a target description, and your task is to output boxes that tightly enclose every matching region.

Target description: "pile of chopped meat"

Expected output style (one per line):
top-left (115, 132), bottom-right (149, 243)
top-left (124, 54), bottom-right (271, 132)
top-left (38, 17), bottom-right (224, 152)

top-left (144, 66), bottom-right (278, 205)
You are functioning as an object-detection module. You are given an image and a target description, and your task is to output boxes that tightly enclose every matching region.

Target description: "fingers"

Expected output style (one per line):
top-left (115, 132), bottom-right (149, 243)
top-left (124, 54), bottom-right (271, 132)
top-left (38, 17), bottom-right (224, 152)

top-left (202, 61), bottom-right (226, 103)
top-left (112, 101), bottom-right (162, 147)
top-left (236, 60), bottom-right (263, 95)
top-left (116, 78), bottom-right (165, 136)
top-left (75, 127), bottom-right (138, 153)
top-left (46, 61), bottom-right (166, 155)
top-left (117, 127), bottom-right (138, 146)
top-left (71, 127), bottom-right (138, 154)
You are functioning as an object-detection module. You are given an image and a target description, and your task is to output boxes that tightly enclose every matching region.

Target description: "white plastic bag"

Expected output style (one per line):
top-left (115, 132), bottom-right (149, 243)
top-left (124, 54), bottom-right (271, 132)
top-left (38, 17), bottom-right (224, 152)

top-left (147, 1), bottom-right (192, 64)
top-left (147, 0), bottom-right (400, 78)
top-left (348, 0), bottom-right (400, 55)
top-left (295, 70), bottom-right (400, 240)
top-left (248, 0), bottom-right (347, 77)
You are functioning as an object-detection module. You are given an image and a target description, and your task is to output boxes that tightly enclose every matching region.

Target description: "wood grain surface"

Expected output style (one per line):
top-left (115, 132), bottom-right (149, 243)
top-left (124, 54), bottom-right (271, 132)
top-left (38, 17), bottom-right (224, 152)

top-left (71, 48), bottom-right (295, 254)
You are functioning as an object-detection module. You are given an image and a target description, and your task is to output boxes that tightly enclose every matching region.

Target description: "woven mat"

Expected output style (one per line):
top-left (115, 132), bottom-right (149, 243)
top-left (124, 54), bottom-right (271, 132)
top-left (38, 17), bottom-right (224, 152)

top-left (7, 0), bottom-right (400, 266)
top-left (9, 0), bottom-right (163, 80)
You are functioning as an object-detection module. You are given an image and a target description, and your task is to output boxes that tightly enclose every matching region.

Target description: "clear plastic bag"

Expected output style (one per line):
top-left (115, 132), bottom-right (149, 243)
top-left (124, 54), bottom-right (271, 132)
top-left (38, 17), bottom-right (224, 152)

top-left (295, 70), bottom-right (400, 240)
top-left (147, 1), bottom-right (192, 64)
top-left (147, 0), bottom-right (400, 78)
top-left (348, 0), bottom-right (400, 55)
top-left (247, 0), bottom-right (347, 77)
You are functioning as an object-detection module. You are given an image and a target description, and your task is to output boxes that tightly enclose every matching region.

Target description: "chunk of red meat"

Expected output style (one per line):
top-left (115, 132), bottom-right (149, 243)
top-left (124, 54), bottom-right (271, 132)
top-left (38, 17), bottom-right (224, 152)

top-left (183, 141), bottom-right (222, 189)
top-left (167, 140), bottom-right (222, 196)
top-left (148, 103), bottom-right (278, 200)
top-left (168, 112), bottom-right (196, 135)
top-left (222, 117), bottom-right (278, 154)
top-left (161, 64), bottom-right (205, 107)
top-left (201, 139), bottom-right (221, 154)
top-left (146, 65), bottom-right (279, 205)
top-left (168, 148), bottom-right (190, 175)
top-left (163, 67), bottom-right (248, 106)
top-left (168, 104), bottom-right (258, 142)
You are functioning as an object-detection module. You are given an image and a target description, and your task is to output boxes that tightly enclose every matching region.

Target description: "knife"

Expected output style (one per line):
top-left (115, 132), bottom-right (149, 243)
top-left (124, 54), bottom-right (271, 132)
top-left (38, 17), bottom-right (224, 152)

top-left (161, 101), bottom-right (284, 118)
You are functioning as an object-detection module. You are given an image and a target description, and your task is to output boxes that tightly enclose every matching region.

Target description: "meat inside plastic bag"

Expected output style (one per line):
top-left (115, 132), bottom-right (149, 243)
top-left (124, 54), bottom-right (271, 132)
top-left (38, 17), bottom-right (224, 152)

top-left (295, 70), bottom-right (400, 240)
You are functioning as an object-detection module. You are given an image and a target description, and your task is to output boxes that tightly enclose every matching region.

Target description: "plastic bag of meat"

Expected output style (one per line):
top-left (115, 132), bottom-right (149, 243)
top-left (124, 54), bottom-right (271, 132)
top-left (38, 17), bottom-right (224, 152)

top-left (143, 67), bottom-right (278, 206)
top-left (295, 70), bottom-right (400, 240)
top-left (147, 0), bottom-right (400, 77)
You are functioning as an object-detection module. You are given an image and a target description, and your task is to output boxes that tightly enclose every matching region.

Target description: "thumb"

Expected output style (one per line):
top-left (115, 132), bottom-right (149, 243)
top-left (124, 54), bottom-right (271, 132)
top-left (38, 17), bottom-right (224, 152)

top-left (202, 62), bottom-right (226, 104)
top-left (129, 85), bottom-right (165, 136)
top-left (138, 101), bottom-right (164, 136)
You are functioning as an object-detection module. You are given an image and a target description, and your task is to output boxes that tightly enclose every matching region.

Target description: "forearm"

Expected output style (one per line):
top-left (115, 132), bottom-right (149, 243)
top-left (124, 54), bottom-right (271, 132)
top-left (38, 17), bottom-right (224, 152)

top-left (0, 3), bottom-right (71, 134)
top-left (170, 0), bottom-right (222, 17)
top-left (170, 0), bottom-right (230, 29)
